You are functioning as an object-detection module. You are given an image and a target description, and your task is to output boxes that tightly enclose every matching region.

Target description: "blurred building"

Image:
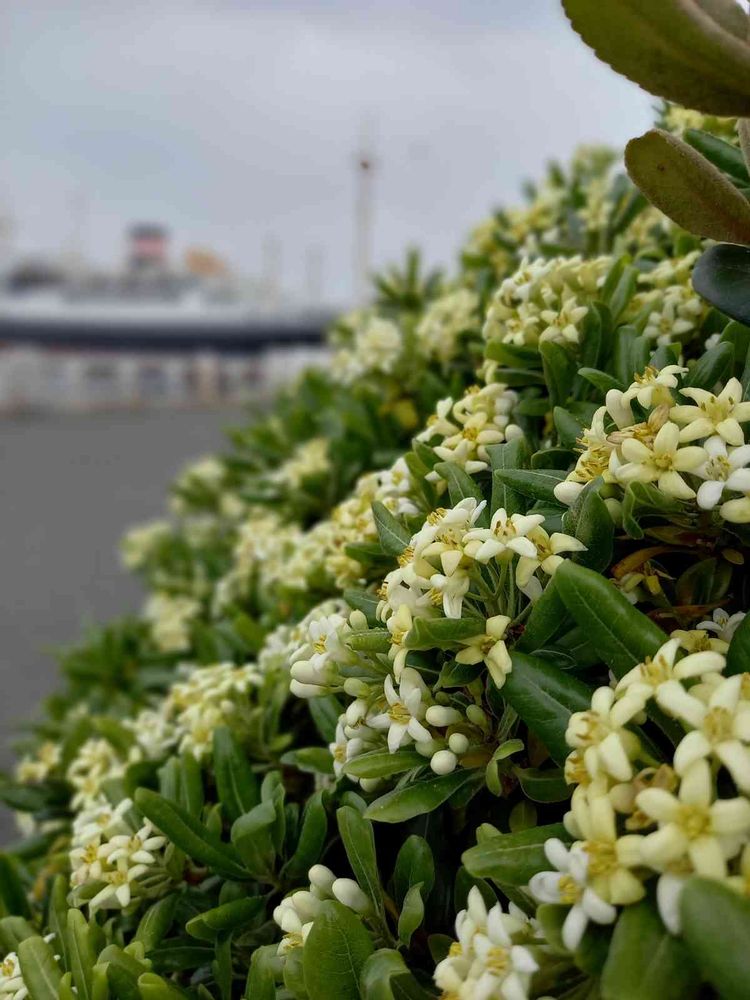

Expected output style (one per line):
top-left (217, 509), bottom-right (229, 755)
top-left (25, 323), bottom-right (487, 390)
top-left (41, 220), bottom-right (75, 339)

top-left (0, 224), bottom-right (333, 414)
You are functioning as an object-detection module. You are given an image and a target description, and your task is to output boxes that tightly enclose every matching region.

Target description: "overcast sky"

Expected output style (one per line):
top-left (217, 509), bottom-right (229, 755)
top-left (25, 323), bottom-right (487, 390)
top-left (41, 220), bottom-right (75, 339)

top-left (1, 1), bottom-right (654, 305)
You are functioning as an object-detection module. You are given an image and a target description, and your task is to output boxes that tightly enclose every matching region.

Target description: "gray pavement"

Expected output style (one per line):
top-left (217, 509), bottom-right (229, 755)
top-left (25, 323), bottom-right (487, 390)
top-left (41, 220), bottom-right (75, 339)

top-left (0, 407), bottom-right (241, 838)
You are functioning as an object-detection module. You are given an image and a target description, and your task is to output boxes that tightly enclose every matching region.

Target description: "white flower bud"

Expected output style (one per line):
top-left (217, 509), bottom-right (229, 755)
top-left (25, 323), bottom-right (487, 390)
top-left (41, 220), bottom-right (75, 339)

top-left (359, 777), bottom-right (381, 793)
top-left (448, 732), bottom-right (469, 755)
top-left (425, 705), bottom-right (463, 727)
top-left (430, 749), bottom-right (457, 775)
top-left (345, 699), bottom-right (368, 727)
top-left (553, 479), bottom-right (584, 506)
top-left (290, 661), bottom-right (324, 685)
top-left (308, 864), bottom-right (336, 896)
top-left (332, 878), bottom-right (371, 913)
top-left (290, 680), bottom-right (325, 699)
top-left (349, 610), bottom-right (367, 630)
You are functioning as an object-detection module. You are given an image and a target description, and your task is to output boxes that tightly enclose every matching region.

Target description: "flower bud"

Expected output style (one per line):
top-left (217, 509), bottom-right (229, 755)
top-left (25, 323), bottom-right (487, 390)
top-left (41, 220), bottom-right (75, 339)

top-left (430, 749), bottom-right (457, 775)
top-left (290, 680), bottom-right (325, 699)
top-left (359, 777), bottom-right (381, 793)
top-left (308, 864), bottom-right (336, 896)
top-left (425, 705), bottom-right (463, 727)
top-left (332, 878), bottom-right (371, 913)
top-left (343, 678), bottom-right (370, 698)
top-left (466, 705), bottom-right (489, 730)
top-left (448, 732), bottom-right (469, 755)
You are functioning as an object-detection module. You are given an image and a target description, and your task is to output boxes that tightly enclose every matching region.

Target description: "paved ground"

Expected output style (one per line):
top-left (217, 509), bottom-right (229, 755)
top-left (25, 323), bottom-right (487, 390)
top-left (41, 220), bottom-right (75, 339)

top-left (0, 407), bottom-right (241, 838)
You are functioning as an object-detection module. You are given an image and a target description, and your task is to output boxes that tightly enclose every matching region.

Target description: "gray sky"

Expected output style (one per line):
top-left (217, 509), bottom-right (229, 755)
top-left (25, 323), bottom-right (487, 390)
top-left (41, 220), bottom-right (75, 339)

top-left (1, 1), bottom-right (653, 305)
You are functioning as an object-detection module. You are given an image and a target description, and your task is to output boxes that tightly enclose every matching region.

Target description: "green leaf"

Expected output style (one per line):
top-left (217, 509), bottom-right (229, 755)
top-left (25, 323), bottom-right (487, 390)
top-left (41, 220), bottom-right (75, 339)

top-left (624, 129), bottom-right (750, 242)
top-left (405, 615), bottom-right (485, 649)
top-left (683, 341), bottom-right (734, 389)
top-left (186, 897), bottom-right (264, 941)
top-left (303, 900), bottom-right (375, 1000)
top-left (503, 651), bottom-right (592, 764)
top-left (621, 481), bottom-right (687, 539)
top-left (213, 727), bottom-right (260, 823)
top-left (284, 789), bottom-right (328, 879)
top-left (513, 766), bottom-right (570, 803)
top-left (0, 854), bottom-right (30, 918)
top-left (602, 899), bottom-right (699, 1000)
top-left (555, 561), bottom-right (666, 678)
top-left (230, 801), bottom-right (277, 880)
top-left (364, 769), bottom-right (477, 824)
top-left (680, 877), bottom-right (750, 999)
top-left (372, 501), bottom-right (411, 556)
top-left (17, 936), bottom-right (62, 1000)
top-left (541, 341), bottom-right (577, 408)
top-left (462, 823), bottom-right (571, 884)
top-left (516, 577), bottom-right (569, 652)
top-left (137, 973), bottom-right (189, 999)
top-left (487, 438), bottom-right (531, 516)
top-left (397, 884), bottom-right (425, 947)
top-left (727, 610), bottom-right (750, 675)
top-left (245, 945), bottom-right (278, 1000)
top-left (579, 367), bottom-right (625, 396)
top-left (343, 749), bottom-right (426, 780)
top-left (0, 916), bottom-right (35, 954)
top-left (360, 949), bottom-right (434, 1000)
top-left (693, 243), bottom-right (750, 327)
top-left (135, 789), bottom-right (248, 880)
top-left (684, 128), bottom-right (750, 184)
top-left (337, 806), bottom-right (384, 913)
top-left (491, 468), bottom-right (567, 504)
top-left (433, 463), bottom-right (488, 523)
top-left (67, 910), bottom-right (96, 1000)
top-left (392, 836), bottom-right (435, 907)
top-left (134, 895), bottom-right (178, 952)
top-left (562, 0), bottom-right (750, 115)
top-left (564, 484), bottom-right (614, 572)
top-left (553, 407), bottom-right (585, 450)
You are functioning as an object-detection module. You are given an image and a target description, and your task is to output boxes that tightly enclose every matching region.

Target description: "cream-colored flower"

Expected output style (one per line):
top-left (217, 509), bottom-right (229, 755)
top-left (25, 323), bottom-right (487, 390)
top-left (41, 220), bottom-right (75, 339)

top-left (615, 421), bottom-right (706, 499)
top-left (455, 615), bottom-right (513, 688)
top-left (623, 365), bottom-right (687, 409)
top-left (566, 687), bottom-right (640, 782)
top-left (463, 508), bottom-right (545, 564)
top-left (515, 527), bottom-right (586, 587)
top-left (638, 759), bottom-right (750, 878)
top-left (694, 438), bottom-right (750, 510)
top-left (672, 675), bottom-right (750, 791)
top-left (672, 377), bottom-right (750, 446)
top-left (368, 669), bottom-right (432, 754)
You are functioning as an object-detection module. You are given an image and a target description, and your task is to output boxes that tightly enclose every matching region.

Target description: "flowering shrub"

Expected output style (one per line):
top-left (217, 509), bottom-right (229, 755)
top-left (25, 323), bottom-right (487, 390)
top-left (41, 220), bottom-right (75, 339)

top-left (8, 23), bottom-right (750, 998)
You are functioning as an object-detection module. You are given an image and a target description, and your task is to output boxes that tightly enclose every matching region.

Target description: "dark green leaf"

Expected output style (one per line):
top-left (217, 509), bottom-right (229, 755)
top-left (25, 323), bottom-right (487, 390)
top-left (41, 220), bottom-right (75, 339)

top-left (372, 501), bottom-right (411, 556)
top-left (491, 468), bottom-right (567, 503)
top-left (343, 750), bottom-right (426, 780)
top-left (364, 769), bottom-right (477, 824)
top-left (462, 824), bottom-right (571, 884)
top-left (693, 243), bottom-right (750, 327)
top-left (17, 936), bottom-right (62, 1000)
top-left (337, 806), bottom-right (384, 913)
top-left (680, 877), bottom-right (750, 1000)
top-left (213, 727), bottom-right (260, 823)
top-left (303, 901), bottom-right (375, 1000)
top-left (727, 610), bottom-right (750, 675)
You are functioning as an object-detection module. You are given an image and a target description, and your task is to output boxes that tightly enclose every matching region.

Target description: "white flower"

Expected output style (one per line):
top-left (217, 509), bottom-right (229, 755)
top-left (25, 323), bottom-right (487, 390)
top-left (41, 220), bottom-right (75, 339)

top-left (622, 365), bottom-right (687, 409)
top-left (671, 675), bottom-right (750, 791)
top-left (463, 509), bottom-right (545, 564)
top-left (144, 592), bottom-right (200, 654)
top-left (638, 759), bottom-right (750, 878)
top-left (529, 839), bottom-right (616, 950)
top-left (429, 570), bottom-right (471, 619)
top-left (615, 421), bottom-right (706, 499)
top-left (566, 687), bottom-right (639, 782)
top-left (694, 437), bottom-right (750, 510)
top-left (368, 669), bottom-right (432, 753)
top-left (515, 527), bottom-right (586, 587)
top-left (614, 638), bottom-right (725, 724)
top-left (0, 952), bottom-right (28, 1000)
top-left (455, 616), bottom-right (513, 689)
top-left (671, 377), bottom-right (750, 446)
top-left (698, 608), bottom-right (746, 644)
top-left (434, 887), bottom-right (537, 1000)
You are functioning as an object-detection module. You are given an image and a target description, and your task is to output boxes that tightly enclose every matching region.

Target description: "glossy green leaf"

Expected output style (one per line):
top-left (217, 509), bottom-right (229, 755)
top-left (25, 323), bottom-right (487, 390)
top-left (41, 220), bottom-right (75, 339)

top-left (487, 438), bottom-right (532, 516)
top-left (213, 726), bottom-right (260, 823)
top-left (683, 341), bottom-right (734, 389)
top-left (392, 836), bottom-right (435, 907)
top-left (624, 130), bottom-right (750, 242)
top-left (503, 652), bottom-right (592, 764)
top-left (244, 945), bottom-right (278, 1000)
top-left (513, 766), bottom-right (570, 803)
top-left (284, 790), bottom-right (328, 879)
top-left (360, 949), bottom-right (435, 1000)
top-left (337, 806), bottom-right (384, 913)
top-left (516, 577), bottom-right (569, 652)
top-left (555, 561), bottom-right (666, 678)
top-left (602, 899), bottom-right (699, 1000)
top-left (693, 243), bottom-right (750, 327)
top-left (564, 483), bottom-right (614, 572)
top-left (67, 910), bottom-right (95, 1000)
top-left (685, 128), bottom-right (750, 184)
top-left (303, 900), bottom-right (375, 1000)
top-left (134, 894), bottom-right (179, 951)
top-left (0, 854), bottom-right (30, 918)
top-left (405, 615), bottom-right (485, 649)
top-left (562, 0), bottom-right (750, 115)
top-left (364, 769), bottom-right (477, 824)
top-left (186, 898), bottom-right (264, 941)
top-left (541, 341), bottom-right (576, 408)
top-left (491, 468), bottom-right (567, 504)
top-left (343, 749), bottom-right (426, 780)
top-left (462, 823), bottom-right (570, 884)
top-left (727, 610), bottom-right (750, 675)
top-left (230, 801), bottom-right (277, 880)
top-left (17, 936), bottom-right (62, 1000)
top-left (434, 463), bottom-right (488, 524)
top-left (621, 481), bottom-right (686, 539)
top-left (137, 973), bottom-right (188, 999)
top-left (681, 877), bottom-right (750, 998)
top-left (397, 884), bottom-right (425, 947)
top-left (135, 789), bottom-right (248, 880)
top-left (372, 501), bottom-right (411, 556)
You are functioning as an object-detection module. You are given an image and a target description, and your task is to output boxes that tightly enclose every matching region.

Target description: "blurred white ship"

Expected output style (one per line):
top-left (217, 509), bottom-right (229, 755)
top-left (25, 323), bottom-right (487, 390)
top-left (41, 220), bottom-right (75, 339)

top-left (0, 225), bottom-right (333, 413)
